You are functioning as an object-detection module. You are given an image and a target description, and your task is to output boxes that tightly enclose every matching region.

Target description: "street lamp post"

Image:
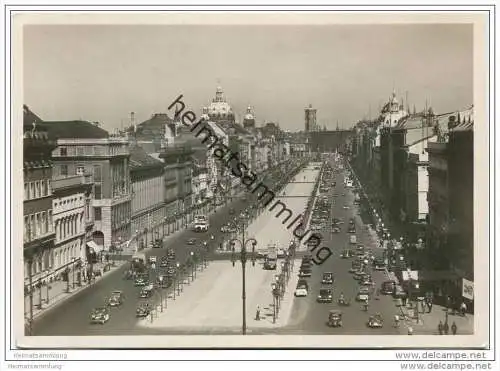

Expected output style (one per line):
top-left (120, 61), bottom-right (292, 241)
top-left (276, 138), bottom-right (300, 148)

top-left (230, 223), bottom-right (257, 336)
top-left (189, 251), bottom-right (196, 280)
top-left (158, 276), bottom-right (164, 312)
top-left (39, 269), bottom-right (49, 309)
top-left (71, 257), bottom-right (76, 289)
top-left (45, 266), bottom-right (52, 304)
top-left (271, 282), bottom-right (278, 324)
top-left (176, 262), bottom-right (182, 294)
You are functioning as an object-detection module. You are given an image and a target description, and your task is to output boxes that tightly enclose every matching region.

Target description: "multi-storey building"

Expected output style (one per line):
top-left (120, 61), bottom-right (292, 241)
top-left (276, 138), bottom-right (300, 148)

top-left (51, 173), bottom-right (94, 280)
top-left (129, 145), bottom-right (165, 252)
top-left (160, 146), bottom-right (194, 231)
top-left (23, 106), bottom-right (57, 303)
top-left (426, 109), bottom-right (474, 301)
top-left (46, 121), bottom-right (132, 256)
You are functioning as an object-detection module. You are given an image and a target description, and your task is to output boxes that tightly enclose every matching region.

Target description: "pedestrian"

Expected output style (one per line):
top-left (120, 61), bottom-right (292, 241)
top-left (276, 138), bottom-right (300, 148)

top-left (444, 321), bottom-right (449, 335)
top-left (451, 322), bottom-right (458, 335)
top-left (427, 300), bottom-right (433, 313)
top-left (438, 321), bottom-right (444, 335)
top-left (460, 301), bottom-right (467, 317)
top-left (408, 326), bottom-right (414, 335)
top-left (255, 305), bottom-right (261, 321)
top-left (446, 296), bottom-right (452, 312)
top-left (394, 314), bottom-right (400, 328)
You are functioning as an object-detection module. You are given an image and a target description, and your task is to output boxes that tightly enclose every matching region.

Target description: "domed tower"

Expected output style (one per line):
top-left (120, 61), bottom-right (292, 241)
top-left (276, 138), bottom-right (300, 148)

top-left (208, 85), bottom-right (235, 123)
top-left (201, 107), bottom-right (210, 122)
top-left (243, 106), bottom-right (256, 129)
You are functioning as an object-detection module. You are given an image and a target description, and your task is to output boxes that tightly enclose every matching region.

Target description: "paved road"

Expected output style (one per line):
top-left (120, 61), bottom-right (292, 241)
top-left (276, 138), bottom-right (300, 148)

top-left (32, 160), bottom-right (306, 336)
top-left (284, 156), bottom-right (402, 335)
top-left (134, 166), bottom-right (320, 332)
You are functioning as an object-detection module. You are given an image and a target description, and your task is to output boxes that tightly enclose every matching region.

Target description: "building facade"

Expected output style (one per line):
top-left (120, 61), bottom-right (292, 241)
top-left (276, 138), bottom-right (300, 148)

top-left (51, 173), bottom-right (94, 276)
top-left (160, 146), bottom-right (194, 231)
top-left (23, 106), bottom-right (57, 298)
top-left (46, 121), bottom-right (132, 256)
top-left (130, 145), bottom-right (165, 252)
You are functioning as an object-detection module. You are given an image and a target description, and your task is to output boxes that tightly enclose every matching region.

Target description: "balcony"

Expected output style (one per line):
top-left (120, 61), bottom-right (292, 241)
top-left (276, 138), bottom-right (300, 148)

top-left (52, 174), bottom-right (93, 191)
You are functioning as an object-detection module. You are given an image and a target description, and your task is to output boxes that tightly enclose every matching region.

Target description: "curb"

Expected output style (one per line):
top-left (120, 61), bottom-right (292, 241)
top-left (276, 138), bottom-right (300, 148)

top-left (28, 262), bottom-right (127, 323)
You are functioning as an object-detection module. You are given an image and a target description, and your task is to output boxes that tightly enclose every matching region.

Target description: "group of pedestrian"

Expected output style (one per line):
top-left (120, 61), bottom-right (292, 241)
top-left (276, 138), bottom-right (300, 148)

top-left (438, 320), bottom-right (458, 335)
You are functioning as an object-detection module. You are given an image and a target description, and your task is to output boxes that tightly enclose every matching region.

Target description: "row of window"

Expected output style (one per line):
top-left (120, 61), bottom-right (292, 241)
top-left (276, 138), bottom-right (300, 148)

top-left (112, 202), bottom-right (131, 230)
top-left (24, 180), bottom-right (52, 201)
top-left (54, 195), bottom-right (84, 208)
top-left (58, 145), bottom-right (115, 157)
top-left (24, 210), bottom-right (54, 242)
top-left (25, 242), bottom-right (82, 278)
top-left (59, 164), bottom-right (102, 181)
top-left (54, 213), bottom-right (85, 242)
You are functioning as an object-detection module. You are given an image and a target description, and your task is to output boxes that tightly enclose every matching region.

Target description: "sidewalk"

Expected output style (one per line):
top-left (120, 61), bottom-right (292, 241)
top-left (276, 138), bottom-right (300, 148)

top-left (25, 200), bottom-right (231, 324)
top-left (24, 261), bottom-right (125, 322)
top-left (383, 270), bottom-right (474, 335)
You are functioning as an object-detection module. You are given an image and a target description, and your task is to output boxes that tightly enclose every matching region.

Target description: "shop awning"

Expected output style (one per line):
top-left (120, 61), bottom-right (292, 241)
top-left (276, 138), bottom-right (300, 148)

top-left (87, 240), bottom-right (103, 254)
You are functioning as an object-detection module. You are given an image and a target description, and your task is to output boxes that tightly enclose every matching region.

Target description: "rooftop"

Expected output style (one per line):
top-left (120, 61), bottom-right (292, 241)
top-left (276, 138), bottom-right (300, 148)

top-left (129, 145), bottom-right (164, 171)
top-left (43, 120), bottom-right (109, 139)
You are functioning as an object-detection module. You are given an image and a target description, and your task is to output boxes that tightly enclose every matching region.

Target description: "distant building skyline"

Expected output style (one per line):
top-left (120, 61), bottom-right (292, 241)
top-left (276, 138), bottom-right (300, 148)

top-left (24, 23), bottom-right (473, 132)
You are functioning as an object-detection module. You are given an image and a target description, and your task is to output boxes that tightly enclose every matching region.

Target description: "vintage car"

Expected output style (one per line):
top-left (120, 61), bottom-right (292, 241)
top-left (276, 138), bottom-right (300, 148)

top-left (134, 274), bottom-right (149, 287)
top-left (152, 239), bottom-right (162, 249)
top-left (107, 290), bottom-right (124, 307)
top-left (148, 256), bottom-right (157, 264)
top-left (187, 238), bottom-right (197, 245)
top-left (368, 314), bottom-right (384, 328)
top-left (317, 288), bottom-right (333, 303)
top-left (352, 270), bottom-right (366, 280)
top-left (356, 287), bottom-right (371, 302)
top-left (381, 280), bottom-right (397, 295)
top-left (349, 261), bottom-right (362, 273)
top-left (332, 226), bottom-right (341, 233)
top-left (299, 268), bottom-right (312, 278)
top-left (159, 257), bottom-right (169, 268)
top-left (361, 276), bottom-right (375, 286)
top-left (136, 303), bottom-right (151, 318)
top-left (139, 284), bottom-right (154, 299)
top-left (90, 307), bottom-right (110, 324)
top-left (294, 283), bottom-right (309, 297)
top-left (328, 310), bottom-right (343, 327)
top-left (374, 258), bottom-right (387, 271)
top-left (321, 272), bottom-right (334, 285)
top-left (157, 275), bottom-right (171, 288)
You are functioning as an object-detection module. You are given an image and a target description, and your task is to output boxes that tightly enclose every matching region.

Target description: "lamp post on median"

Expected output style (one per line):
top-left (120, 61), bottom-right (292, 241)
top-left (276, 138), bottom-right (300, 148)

top-left (158, 275), bottom-right (164, 312)
top-left (176, 262), bottom-right (182, 294)
top-left (189, 251), bottom-right (196, 280)
top-left (230, 230), bottom-right (257, 336)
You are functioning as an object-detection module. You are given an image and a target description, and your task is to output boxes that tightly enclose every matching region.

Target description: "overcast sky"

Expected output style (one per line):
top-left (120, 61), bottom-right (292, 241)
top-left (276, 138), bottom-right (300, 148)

top-left (23, 23), bottom-right (473, 132)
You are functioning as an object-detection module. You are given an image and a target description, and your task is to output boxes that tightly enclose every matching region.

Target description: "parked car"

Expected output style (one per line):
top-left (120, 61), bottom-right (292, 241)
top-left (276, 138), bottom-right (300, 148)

top-left (134, 274), bottom-right (149, 287)
top-left (299, 268), bottom-right (312, 278)
top-left (381, 280), bottom-right (396, 295)
top-left (294, 283), bottom-right (308, 297)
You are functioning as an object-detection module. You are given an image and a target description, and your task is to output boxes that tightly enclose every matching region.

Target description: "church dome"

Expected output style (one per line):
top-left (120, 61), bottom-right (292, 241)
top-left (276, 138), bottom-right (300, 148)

top-left (208, 86), bottom-right (234, 119)
top-left (244, 106), bottom-right (254, 120)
